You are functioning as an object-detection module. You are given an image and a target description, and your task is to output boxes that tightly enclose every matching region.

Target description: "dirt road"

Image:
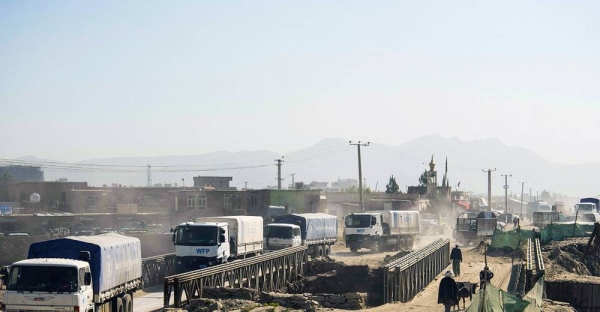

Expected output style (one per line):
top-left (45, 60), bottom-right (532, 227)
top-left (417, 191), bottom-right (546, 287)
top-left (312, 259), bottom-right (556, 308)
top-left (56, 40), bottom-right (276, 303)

top-left (327, 237), bottom-right (516, 312)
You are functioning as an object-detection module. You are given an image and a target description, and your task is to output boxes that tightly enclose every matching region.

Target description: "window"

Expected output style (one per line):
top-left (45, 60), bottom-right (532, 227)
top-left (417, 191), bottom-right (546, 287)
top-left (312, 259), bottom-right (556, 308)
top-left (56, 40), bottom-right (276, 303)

top-left (85, 196), bottom-right (97, 210)
top-left (224, 194), bottom-right (233, 211)
top-left (224, 194), bottom-right (239, 211)
top-left (187, 194), bottom-right (207, 211)
top-left (187, 195), bottom-right (197, 210)
top-left (197, 195), bottom-right (206, 211)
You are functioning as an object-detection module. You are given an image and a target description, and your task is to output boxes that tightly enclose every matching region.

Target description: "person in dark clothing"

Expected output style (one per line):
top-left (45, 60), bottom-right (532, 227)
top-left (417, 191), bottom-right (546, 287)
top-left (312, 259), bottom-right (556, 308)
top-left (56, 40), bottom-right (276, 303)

top-left (479, 266), bottom-right (494, 289)
top-left (450, 244), bottom-right (462, 276)
top-left (513, 216), bottom-right (519, 228)
top-left (438, 270), bottom-right (458, 312)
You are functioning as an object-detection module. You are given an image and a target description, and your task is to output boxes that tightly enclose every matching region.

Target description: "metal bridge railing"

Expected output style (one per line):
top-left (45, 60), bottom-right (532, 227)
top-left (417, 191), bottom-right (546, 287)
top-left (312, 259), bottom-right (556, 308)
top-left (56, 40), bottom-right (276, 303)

top-left (141, 253), bottom-right (177, 288)
top-left (525, 238), bottom-right (544, 292)
top-left (163, 246), bottom-right (308, 308)
top-left (383, 238), bottom-right (450, 303)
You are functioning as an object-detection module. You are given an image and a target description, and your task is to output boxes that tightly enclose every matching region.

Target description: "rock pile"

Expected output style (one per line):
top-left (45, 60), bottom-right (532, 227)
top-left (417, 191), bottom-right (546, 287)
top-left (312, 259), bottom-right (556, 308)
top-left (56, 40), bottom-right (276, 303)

top-left (192, 287), bottom-right (367, 310)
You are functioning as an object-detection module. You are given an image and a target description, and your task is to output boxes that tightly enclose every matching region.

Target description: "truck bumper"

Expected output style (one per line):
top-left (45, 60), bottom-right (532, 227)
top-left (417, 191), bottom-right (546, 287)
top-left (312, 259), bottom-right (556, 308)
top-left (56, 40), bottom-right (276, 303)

top-left (176, 256), bottom-right (223, 273)
top-left (345, 234), bottom-right (374, 249)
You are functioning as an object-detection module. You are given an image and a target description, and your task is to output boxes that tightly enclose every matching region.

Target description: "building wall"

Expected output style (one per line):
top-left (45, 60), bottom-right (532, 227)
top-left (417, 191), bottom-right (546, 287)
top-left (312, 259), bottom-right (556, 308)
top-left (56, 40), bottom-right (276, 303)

top-left (193, 176), bottom-right (235, 190)
top-left (269, 190), bottom-right (322, 214)
top-left (6, 182), bottom-right (88, 208)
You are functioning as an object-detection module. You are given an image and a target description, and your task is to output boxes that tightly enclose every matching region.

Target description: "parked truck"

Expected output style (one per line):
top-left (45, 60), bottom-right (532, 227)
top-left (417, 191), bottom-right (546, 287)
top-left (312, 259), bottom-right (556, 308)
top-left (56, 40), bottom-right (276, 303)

top-left (2, 232), bottom-right (142, 312)
top-left (344, 210), bottom-right (420, 253)
top-left (171, 215), bottom-right (263, 273)
top-left (454, 211), bottom-right (498, 245)
top-left (264, 213), bottom-right (338, 259)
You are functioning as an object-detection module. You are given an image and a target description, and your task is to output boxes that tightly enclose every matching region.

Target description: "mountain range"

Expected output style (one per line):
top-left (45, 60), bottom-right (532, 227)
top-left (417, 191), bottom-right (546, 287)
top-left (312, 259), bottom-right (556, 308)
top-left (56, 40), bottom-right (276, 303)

top-left (20, 135), bottom-right (600, 197)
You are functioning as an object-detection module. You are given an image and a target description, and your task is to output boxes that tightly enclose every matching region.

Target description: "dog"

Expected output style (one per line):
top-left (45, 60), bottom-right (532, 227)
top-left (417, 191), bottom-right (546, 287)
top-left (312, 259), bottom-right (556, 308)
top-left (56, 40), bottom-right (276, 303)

top-left (454, 281), bottom-right (478, 310)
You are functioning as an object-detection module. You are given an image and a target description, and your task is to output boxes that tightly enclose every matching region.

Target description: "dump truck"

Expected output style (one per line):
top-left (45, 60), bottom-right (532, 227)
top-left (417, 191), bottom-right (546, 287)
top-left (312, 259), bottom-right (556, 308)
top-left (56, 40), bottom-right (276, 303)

top-left (264, 213), bottom-right (338, 258)
top-left (2, 232), bottom-right (142, 312)
top-left (172, 215), bottom-right (263, 273)
top-left (344, 210), bottom-right (420, 253)
top-left (454, 211), bottom-right (498, 245)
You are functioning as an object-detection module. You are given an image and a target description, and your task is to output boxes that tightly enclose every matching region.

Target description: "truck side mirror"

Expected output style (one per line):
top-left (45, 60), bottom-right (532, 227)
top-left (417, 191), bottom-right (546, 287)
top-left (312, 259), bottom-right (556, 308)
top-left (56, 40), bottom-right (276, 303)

top-left (371, 218), bottom-right (377, 227)
top-left (84, 272), bottom-right (92, 286)
top-left (219, 234), bottom-right (226, 243)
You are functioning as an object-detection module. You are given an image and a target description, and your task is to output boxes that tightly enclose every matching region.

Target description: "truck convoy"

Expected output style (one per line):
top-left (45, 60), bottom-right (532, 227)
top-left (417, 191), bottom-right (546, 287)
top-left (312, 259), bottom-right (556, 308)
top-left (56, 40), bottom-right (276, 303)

top-left (2, 232), bottom-right (142, 312)
top-left (344, 210), bottom-right (420, 253)
top-left (454, 211), bottom-right (498, 245)
top-left (172, 215), bottom-right (263, 273)
top-left (264, 213), bottom-right (338, 258)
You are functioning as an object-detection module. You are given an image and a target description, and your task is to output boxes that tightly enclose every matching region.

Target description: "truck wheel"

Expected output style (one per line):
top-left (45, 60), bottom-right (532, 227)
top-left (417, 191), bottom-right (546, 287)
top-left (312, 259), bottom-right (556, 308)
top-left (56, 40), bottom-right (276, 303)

top-left (113, 297), bottom-right (123, 312)
top-left (316, 246), bottom-right (324, 258)
top-left (407, 238), bottom-right (414, 249)
top-left (399, 239), bottom-right (407, 251)
top-left (324, 245), bottom-right (330, 258)
top-left (122, 294), bottom-right (132, 312)
top-left (371, 241), bottom-right (381, 253)
top-left (350, 247), bottom-right (358, 253)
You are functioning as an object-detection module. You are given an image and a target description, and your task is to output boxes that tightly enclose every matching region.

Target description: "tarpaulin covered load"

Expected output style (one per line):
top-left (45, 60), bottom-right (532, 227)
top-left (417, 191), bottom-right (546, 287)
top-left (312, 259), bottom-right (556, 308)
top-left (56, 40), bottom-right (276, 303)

top-left (27, 232), bottom-right (141, 295)
top-left (274, 213), bottom-right (338, 241)
top-left (196, 216), bottom-right (264, 252)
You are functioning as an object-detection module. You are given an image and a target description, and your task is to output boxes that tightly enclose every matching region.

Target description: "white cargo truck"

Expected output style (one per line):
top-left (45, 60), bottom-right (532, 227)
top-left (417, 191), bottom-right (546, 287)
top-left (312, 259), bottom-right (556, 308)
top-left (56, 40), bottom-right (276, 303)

top-left (172, 215), bottom-right (263, 273)
top-left (264, 213), bottom-right (338, 258)
top-left (2, 232), bottom-right (142, 312)
top-left (344, 210), bottom-right (420, 253)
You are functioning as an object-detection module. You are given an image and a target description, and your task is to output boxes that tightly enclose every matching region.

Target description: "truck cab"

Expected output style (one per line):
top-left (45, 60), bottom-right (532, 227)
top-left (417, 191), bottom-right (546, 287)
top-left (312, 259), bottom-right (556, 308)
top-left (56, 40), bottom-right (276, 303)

top-left (344, 213), bottom-right (384, 252)
top-left (575, 203), bottom-right (597, 213)
top-left (172, 222), bottom-right (229, 272)
top-left (263, 223), bottom-right (301, 250)
top-left (3, 259), bottom-right (94, 312)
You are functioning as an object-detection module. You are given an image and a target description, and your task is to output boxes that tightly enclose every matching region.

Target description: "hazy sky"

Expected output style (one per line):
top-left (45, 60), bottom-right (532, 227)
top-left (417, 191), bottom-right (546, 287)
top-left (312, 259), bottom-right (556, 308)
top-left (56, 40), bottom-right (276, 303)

top-left (2, 1), bottom-right (599, 164)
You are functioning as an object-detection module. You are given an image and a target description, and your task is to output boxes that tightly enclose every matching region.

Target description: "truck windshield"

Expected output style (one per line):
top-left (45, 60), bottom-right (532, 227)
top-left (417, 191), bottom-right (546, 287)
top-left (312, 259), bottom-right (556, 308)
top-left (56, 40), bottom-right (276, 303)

top-left (345, 215), bottom-right (372, 228)
top-left (7, 265), bottom-right (78, 292)
top-left (265, 226), bottom-right (292, 239)
top-left (576, 203), bottom-right (595, 212)
top-left (537, 205), bottom-right (551, 212)
top-left (175, 226), bottom-right (218, 246)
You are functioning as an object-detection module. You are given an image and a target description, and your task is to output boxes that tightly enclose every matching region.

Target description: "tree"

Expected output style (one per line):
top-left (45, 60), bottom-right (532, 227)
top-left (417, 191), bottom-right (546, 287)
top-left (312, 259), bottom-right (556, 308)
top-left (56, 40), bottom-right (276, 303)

top-left (385, 175), bottom-right (400, 194)
top-left (344, 185), bottom-right (358, 193)
top-left (419, 170), bottom-right (428, 186)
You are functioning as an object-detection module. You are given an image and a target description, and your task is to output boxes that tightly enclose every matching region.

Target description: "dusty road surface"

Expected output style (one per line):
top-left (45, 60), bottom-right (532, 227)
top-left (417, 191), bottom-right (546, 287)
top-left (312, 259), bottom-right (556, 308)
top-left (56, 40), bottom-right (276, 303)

top-left (327, 238), bottom-right (515, 312)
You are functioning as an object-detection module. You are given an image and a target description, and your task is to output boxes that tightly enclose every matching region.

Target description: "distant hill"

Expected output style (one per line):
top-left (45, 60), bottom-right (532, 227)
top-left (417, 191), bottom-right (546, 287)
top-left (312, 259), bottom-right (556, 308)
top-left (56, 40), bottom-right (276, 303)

top-left (17, 135), bottom-right (600, 197)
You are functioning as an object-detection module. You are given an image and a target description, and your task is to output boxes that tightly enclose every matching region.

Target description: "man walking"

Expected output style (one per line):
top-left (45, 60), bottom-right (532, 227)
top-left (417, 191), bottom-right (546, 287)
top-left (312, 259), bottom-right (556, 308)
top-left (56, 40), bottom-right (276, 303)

top-left (438, 270), bottom-right (458, 312)
top-left (450, 244), bottom-right (462, 277)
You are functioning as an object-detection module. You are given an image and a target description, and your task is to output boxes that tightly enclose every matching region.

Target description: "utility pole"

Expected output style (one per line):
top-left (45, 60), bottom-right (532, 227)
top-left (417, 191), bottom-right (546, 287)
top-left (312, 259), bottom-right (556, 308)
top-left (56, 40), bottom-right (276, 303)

top-left (529, 187), bottom-right (533, 202)
top-left (501, 174), bottom-right (512, 213)
top-left (290, 173), bottom-right (296, 190)
top-left (519, 181), bottom-right (526, 217)
top-left (482, 169), bottom-right (496, 211)
top-left (350, 141), bottom-right (370, 210)
top-left (147, 164), bottom-right (152, 187)
top-left (275, 157), bottom-right (284, 190)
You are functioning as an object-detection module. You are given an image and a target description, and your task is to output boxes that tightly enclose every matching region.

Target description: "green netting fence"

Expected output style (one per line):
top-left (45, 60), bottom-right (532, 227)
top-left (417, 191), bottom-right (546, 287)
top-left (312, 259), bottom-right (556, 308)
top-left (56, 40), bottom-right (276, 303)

top-left (465, 282), bottom-right (530, 312)
top-left (490, 223), bottom-right (596, 250)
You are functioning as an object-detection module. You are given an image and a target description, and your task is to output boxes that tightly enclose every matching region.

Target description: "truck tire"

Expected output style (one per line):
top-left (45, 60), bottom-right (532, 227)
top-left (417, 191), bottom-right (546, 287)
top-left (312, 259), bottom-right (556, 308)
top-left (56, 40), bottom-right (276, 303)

top-left (122, 294), bottom-right (132, 312)
top-left (407, 237), bottom-right (414, 249)
top-left (316, 245), bottom-right (324, 258)
top-left (371, 241), bottom-right (381, 253)
top-left (324, 245), bottom-right (330, 258)
top-left (399, 239), bottom-right (407, 251)
top-left (350, 246), bottom-right (358, 253)
top-left (112, 297), bottom-right (123, 312)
